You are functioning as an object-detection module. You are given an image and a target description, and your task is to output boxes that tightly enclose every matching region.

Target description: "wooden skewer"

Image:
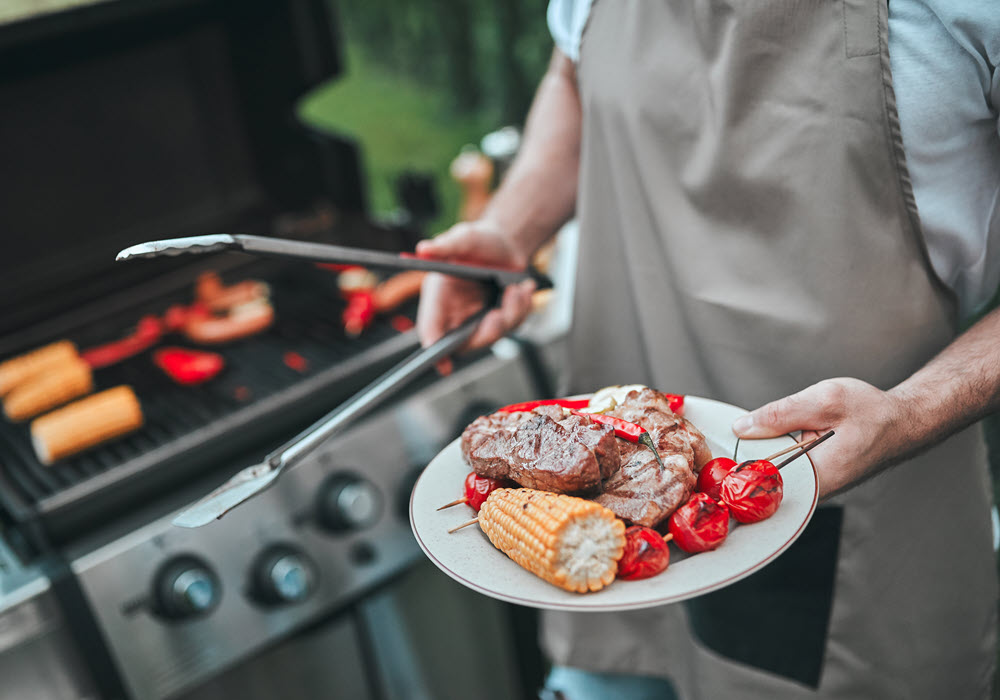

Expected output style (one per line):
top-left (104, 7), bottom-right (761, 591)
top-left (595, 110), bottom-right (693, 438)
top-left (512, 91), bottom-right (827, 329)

top-left (775, 430), bottom-right (835, 469)
top-left (437, 497), bottom-right (468, 511)
top-left (449, 518), bottom-right (479, 534)
top-left (662, 533), bottom-right (673, 543)
top-left (764, 434), bottom-right (825, 463)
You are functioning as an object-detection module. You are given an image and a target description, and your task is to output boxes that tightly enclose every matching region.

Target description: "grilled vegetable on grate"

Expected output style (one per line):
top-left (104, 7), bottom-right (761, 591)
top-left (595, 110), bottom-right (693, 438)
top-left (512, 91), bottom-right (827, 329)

top-left (474, 488), bottom-right (626, 593)
top-left (31, 386), bottom-right (144, 465)
top-left (3, 357), bottom-right (94, 422)
top-left (0, 340), bottom-right (79, 397)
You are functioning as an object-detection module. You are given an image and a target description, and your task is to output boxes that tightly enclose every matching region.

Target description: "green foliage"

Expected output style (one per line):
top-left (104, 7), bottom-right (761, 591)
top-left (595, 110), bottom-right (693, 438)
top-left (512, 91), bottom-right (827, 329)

top-left (299, 1), bottom-right (552, 232)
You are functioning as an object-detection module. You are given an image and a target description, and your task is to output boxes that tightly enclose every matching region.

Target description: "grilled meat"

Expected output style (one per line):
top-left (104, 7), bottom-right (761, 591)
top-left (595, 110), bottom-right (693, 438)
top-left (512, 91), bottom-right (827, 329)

top-left (461, 406), bottom-right (620, 493)
top-left (593, 388), bottom-right (709, 527)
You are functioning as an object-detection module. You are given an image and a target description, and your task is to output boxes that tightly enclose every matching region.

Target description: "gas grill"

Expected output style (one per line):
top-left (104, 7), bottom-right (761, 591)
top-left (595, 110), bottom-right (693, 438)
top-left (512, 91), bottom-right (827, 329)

top-left (0, 2), bottom-right (565, 698)
top-left (0, 258), bottom-right (420, 549)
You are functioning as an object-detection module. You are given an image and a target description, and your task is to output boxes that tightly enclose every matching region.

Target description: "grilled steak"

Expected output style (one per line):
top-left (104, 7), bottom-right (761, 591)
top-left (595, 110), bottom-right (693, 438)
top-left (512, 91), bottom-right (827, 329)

top-left (592, 388), bottom-right (711, 527)
top-left (461, 407), bottom-right (620, 493)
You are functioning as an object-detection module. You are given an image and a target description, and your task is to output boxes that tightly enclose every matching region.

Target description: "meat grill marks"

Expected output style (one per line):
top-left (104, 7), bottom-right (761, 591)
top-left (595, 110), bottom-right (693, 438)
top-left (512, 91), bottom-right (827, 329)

top-left (593, 388), bottom-right (709, 527)
top-left (461, 406), bottom-right (620, 493)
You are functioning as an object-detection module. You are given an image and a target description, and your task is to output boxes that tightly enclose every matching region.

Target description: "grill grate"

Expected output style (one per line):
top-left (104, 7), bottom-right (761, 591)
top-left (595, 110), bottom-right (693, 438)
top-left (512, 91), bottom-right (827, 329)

top-left (0, 264), bottom-right (420, 541)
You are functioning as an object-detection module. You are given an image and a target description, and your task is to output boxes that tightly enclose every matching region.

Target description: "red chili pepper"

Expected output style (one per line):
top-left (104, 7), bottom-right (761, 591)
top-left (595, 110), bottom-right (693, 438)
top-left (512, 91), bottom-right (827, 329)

top-left (342, 291), bottom-right (376, 337)
top-left (497, 397), bottom-right (591, 413)
top-left (152, 347), bottom-right (225, 385)
top-left (664, 393), bottom-right (684, 416)
top-left (463, 472), bottom-right (514, 512)
top-left (81, 315), bottom-right (163, 369)
top-left (720, 460), bottom-right (784, 523)
top-left (695, 457), bottom-right (738, 501)
top-left (570, 410), bottom-right (644, 441)
top-left (570, 410), bottom-right (667, 471)
top-left (617, 526), bottom-right (671, 580)
top-left (668, 492), bottom-right (730, 553)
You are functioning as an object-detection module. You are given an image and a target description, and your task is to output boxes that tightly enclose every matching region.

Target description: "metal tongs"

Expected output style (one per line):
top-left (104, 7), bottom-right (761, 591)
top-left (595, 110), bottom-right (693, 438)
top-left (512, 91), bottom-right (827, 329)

top-left (116, 234), bottom-right (551, 528)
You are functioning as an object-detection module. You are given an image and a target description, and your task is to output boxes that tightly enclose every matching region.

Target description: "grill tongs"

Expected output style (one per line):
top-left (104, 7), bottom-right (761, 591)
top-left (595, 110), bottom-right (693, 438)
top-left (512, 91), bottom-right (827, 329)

top-left (117, 234), bottom-right (551, 528)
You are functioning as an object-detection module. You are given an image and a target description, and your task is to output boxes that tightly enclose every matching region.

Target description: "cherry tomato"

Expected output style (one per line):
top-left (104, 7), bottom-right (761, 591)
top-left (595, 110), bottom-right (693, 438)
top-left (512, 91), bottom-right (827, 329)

top-left (463, 473), bottom-right (512, 512)
top-left (720, 460), bottom-right (783, 523)
top-left (668, 492), bottom-right (730, 553)
top-left (617, 526), bottom-right (671, 580)
top-left (696, 457), bottom-right (738, 501)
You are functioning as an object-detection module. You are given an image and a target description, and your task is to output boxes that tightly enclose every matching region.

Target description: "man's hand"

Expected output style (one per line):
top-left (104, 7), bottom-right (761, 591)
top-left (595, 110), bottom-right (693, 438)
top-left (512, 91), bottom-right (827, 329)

top-left (415, 220), bottom-right (536, 374)
top-left (731, 378), bottom-right (913, 499)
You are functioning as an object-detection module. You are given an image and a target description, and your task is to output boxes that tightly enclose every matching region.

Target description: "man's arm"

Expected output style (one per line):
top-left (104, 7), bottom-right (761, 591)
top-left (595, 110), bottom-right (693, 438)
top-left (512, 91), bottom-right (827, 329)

top-left (733, 307), bottom-right (1000, 498)
top-left (475, 47), bottom-right (582, 262)
top-left (415, 48), bottom-right (583, 355)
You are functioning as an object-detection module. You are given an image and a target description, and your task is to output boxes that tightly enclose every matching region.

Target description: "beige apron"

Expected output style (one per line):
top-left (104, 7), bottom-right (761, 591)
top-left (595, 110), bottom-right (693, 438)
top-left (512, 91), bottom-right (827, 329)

top-left (542, 1), bottom-right (998, 697)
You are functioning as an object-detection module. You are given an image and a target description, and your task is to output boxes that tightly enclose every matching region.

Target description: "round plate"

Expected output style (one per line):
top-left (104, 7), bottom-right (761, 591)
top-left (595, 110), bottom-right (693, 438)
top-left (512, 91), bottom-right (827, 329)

top-left (409, 396), bottom-right (818, 612)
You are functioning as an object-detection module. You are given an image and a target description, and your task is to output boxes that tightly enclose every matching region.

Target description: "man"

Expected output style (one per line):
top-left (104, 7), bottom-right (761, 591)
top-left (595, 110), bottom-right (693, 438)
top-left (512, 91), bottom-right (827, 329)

top-left (416, 1), bottom-right (1000, 697)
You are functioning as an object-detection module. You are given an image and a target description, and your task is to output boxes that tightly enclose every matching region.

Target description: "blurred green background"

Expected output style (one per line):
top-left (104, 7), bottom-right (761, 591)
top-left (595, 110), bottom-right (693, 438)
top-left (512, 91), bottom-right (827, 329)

top-left (299, 0), bottom-right (552, 234)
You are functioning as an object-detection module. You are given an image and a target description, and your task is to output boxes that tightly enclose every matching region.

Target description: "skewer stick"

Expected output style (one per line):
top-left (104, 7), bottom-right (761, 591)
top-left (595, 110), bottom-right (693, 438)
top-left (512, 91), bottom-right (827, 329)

top-left (662, 533), bottom-right (673, 543)
top-left (764, 434), bottom-right (825, 463)
top-left (436, 497), bottom-right (468, 511)
top-left (775, 430), bottom-right (835, 469)
top-left (448, 518), bottom-right (479, 533)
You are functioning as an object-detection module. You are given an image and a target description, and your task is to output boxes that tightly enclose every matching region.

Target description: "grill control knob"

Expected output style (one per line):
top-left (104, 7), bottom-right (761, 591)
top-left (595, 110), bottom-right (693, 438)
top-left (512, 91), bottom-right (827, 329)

top-left (250, 545), bottom-right (316, 605)
top-left (317, 473), bottom-right (382, 532)
top-left (153, 556), bottom-right (221, 620)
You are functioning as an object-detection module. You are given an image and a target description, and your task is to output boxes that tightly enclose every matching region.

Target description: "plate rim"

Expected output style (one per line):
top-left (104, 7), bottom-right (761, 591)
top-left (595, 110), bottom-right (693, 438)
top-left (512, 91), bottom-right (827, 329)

top-left (409, 395), bottom-right (819, 612)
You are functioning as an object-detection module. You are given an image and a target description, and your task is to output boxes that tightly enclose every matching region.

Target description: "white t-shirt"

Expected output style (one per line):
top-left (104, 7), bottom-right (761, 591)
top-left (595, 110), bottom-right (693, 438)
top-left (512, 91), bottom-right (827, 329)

top-left (548, 0), bottom-right (1000, 319)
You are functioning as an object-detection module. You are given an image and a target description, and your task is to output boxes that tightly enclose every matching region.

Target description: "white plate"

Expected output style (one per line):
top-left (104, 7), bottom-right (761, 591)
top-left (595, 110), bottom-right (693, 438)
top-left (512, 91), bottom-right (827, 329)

top-left (409, 396), bottom-right (818, 612)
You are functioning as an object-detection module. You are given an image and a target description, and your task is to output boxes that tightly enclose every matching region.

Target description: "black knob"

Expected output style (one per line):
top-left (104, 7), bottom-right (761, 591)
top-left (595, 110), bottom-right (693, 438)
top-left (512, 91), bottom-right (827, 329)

top-left (316, 473), bottom-right (383, 532)
top-left (153, 555), bottom-right (221, 620)
top-left (249, 545), bottom-right (316, 606)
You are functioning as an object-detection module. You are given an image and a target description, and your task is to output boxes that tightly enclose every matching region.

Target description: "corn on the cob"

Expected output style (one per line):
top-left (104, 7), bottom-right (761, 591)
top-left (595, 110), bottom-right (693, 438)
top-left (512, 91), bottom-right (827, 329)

top-left (3, 357), bottom-right (94, 422)
top-left (478, 488), bottom-right (626, 593)
top-left (31, 386), bottom-right (143, 465)
top-left (0, 340), bottom-right (79, 397)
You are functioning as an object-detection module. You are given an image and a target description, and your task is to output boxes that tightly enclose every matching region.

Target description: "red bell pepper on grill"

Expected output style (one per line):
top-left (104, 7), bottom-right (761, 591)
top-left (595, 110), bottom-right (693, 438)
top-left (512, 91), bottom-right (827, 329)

top-left (81, 315), bottom-right (163, 369)
top-left (152, 347), bottom-right (225, 385)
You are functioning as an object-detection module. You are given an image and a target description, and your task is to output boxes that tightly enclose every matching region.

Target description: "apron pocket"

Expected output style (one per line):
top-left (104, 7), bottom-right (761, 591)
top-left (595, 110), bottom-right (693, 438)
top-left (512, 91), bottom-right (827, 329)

top-left (684, 506), bottom-right (843, 688)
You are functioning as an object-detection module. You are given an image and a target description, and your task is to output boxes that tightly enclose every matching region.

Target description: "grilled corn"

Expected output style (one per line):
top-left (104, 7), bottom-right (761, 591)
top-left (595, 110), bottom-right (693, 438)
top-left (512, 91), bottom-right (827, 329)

top-left (31, 386), bottom-right (143, 465)
top-left (478, 488), bottom-right (626, 593)
top-left (3, 357), bottom-right (94, 422)
top-left (0, 340), bottom-right (79, 397)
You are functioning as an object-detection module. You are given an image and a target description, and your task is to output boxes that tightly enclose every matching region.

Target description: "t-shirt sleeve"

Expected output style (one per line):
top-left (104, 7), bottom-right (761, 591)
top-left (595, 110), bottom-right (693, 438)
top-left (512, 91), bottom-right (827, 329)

top-left (888, 0), bottom-right (1000, 318)
top-left (547, 0), bottom-right (594, 63)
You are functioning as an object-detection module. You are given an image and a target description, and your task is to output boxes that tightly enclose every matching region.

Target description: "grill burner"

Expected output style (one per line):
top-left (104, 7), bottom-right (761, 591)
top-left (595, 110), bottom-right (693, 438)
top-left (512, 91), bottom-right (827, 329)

top-left (0, 263), bottom-right (419, 547)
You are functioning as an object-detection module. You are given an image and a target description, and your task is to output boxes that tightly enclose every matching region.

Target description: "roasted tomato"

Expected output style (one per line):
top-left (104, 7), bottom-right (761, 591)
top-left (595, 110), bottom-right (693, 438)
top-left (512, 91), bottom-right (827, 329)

top-left (695, 457), bottom-right (738, 501)
top-left (463, 472), bottom-right (512, 512)
top-left (668, 492), bottom-right (730, 553)
top-left (617, 525), bottom-right (671, 580)
top-left (720, 460), bottom-right (783, 523)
